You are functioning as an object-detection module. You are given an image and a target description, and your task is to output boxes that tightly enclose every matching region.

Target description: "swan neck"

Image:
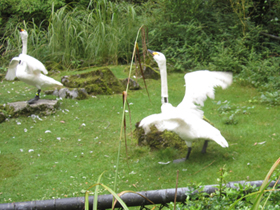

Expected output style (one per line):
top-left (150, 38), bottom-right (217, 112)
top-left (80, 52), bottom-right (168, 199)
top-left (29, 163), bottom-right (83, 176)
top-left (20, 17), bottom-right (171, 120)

top-left (159, 62), bottom-right (168, 104)
top-left (21, 37), bottom-right (27, 54)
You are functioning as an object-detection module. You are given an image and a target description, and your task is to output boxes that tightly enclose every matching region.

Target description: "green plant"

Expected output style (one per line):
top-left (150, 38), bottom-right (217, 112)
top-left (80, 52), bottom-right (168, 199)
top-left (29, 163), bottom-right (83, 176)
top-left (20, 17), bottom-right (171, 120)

top-left (168, 159), bottom-right (280, 210)
top-left (0, 0), bottom-right (142, 69)
top-left (238, 56), bottom-right (280, 91)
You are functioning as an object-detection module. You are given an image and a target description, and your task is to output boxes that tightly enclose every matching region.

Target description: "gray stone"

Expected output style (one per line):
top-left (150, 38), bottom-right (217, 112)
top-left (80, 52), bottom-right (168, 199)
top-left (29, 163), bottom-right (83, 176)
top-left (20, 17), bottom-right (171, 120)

top-left (121, 78), bottom-right (140, 90)
top-left (7, 99), bottom-right (59, 118)
top-left (47, 88), bottom-right (89, 100)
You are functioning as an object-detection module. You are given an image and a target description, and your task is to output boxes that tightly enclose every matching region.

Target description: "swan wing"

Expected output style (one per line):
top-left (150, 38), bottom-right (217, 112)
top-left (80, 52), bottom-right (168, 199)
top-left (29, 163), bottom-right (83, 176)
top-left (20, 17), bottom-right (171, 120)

top-left (176, 117), bottom-right (229, 148)
top-left (156, 112), bottom-right (229, 148)
top-left (5, 57), bottom-right (20, 80)
top-left (178, 70), bottom-right (232, 108)
top-left (19, 54), bottom-right (48, 75)
top-left (140, 108), bottom-right (228, 148)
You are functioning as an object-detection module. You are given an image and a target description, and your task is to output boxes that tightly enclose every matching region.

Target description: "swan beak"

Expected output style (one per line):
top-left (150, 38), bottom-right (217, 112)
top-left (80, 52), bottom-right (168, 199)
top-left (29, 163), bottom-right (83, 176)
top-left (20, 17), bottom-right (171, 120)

top-left (18, 28), bottom-right (24, 32)
top-left (148, 49), bottom-right (158, 57)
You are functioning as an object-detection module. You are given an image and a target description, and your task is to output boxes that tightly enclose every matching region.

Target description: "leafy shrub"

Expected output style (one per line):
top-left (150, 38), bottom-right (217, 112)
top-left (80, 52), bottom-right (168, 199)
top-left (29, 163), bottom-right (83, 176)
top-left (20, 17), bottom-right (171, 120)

top-left (238, 56), bottom-right (280, 91)
top-left (167, 166), bottom-right (280, 210)
top-left (258, 91), bottom-right (280, 106)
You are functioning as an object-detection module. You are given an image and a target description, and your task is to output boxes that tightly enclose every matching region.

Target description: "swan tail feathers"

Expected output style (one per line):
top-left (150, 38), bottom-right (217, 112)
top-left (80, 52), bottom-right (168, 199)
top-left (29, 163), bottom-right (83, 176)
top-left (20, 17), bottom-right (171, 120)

top-left (213, 135), bottom-right (229, 148)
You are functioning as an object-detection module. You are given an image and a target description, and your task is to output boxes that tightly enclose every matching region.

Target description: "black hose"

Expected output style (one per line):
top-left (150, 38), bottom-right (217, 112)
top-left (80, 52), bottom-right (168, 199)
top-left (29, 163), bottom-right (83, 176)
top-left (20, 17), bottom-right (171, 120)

top-left (0, 180), bottom-right (278, 210)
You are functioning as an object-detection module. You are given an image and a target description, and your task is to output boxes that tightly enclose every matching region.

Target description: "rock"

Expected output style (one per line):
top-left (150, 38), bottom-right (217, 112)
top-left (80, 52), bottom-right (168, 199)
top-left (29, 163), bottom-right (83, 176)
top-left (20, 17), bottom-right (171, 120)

top-left (123, 65), bottom-right (160, 80)
top-left (49, 88), bottom-right (89, 100)
top-left (0, 100), bottom-right (60, 122)
top-left (61, 68), bottom-right (124, 95)
top-left (120, 78), bottom-right (140, 90)
top-left (143, 66), bottom-right (160, 80)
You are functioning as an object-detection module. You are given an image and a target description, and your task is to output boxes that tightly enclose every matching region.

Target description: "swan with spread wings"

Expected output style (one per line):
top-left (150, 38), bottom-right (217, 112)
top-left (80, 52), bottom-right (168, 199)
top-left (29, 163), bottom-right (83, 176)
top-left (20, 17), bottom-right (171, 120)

top-left (139, 50), bottom-right (232, 162)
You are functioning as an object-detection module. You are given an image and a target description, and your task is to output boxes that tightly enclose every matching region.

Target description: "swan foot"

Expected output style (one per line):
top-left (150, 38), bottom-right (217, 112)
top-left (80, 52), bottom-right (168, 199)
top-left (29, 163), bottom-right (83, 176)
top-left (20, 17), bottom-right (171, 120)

top-left (173, 158), bottom-right (186, 163)
top-left (27, 95), bottom-right (39, 104)
top-left (173, 147), bottom-right (192, 163)
top-left (201, 140), bottom-right (209, 154)
top-left (27, 89), bottom-right (41, 104)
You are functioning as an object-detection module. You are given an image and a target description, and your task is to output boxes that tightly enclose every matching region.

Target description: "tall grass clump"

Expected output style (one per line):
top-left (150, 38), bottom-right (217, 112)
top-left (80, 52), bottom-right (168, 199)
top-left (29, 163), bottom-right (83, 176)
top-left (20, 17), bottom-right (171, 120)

top-left (0, 0), bottom-right (142, 70)
top-left (48, 1), bottom-right (140, 67)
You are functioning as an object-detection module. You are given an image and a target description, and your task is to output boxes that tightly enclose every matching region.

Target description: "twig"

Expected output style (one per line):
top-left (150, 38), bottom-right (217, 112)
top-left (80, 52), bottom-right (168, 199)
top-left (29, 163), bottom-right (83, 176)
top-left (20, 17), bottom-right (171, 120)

top-left (174, 170), bottom-right (179, 210)
top-left (260, 32), bottom-right (280, 41)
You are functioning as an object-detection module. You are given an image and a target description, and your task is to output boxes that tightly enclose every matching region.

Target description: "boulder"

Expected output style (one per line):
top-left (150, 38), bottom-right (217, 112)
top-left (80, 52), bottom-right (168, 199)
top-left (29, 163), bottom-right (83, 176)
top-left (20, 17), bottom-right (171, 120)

top-left (0, 99), bottom-right (60, 123)
top-left (61, 68), bottom-right (124, 95)
top-left (143, 66), bottom-right (160, 80)
top-left (45, 88), bottom-right (89, 100)
top-left (120, 78), bottom-right (140, 90)
top-left (124, 65), bottom-right (160, 80)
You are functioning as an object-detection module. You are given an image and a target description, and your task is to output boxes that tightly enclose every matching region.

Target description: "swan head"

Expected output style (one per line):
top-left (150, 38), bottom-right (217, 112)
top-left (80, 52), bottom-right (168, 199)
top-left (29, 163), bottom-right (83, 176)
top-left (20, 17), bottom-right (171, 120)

top-left (18, 28), bottom-right (28, 41)
top-left (148, 49), bottom-right (166, 66)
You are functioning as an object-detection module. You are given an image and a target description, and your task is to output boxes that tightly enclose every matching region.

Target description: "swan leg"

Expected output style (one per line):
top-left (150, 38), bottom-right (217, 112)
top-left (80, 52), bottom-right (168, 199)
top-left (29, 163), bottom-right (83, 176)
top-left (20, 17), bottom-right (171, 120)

top-left (186, 147), bottom-right (192, 159)
top-left (173, 147), bottom-right (192, 163)
top-left (201, 140), bottom-right (209, 154)
top-left (27, 89), bottom-right (41, 104)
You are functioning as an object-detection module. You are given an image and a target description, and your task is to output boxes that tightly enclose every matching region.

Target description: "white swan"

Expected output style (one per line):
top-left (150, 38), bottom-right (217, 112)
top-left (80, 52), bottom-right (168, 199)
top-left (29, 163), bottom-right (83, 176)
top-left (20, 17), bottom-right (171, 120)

top-left (5, 28), bottom-right (63, 104)
top-left (139, 49), bottom-right (232, 162)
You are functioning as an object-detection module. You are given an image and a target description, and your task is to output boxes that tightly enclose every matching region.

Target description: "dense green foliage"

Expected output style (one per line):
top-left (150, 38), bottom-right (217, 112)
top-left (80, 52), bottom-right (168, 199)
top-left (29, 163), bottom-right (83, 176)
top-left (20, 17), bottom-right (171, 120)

top-left (1, 0), bottom-right (280, 76)
top-left (1, 0), bottom-right (280, 89)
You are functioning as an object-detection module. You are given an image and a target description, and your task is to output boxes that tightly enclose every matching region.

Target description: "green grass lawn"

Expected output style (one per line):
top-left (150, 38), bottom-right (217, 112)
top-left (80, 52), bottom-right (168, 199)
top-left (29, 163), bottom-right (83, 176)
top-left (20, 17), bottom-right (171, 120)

top-left (0, 66), bottom-right (279, 203)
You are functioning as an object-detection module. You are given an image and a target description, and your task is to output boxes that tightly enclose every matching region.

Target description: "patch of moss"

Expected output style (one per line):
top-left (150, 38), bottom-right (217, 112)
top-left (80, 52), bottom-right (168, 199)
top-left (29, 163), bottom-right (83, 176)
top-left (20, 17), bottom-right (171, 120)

top-left (124, 65), bottom-right (160, 80)
top-left (0, 103), bottom-right (16, 123)
top-left (62, 68), bottom-right (124, 95)
top-left (0, 103), bottom-right (15, 116)
top-left (135, 116), bottom-right (215, 151)
top-left (76, 89), bottom-right (89, 100)
top-left (0, 73), bottom-right (5, 81)
top-left (135, 122), bottom-right (187, 151)
top-left (0, 112), bottom-right (5, 123)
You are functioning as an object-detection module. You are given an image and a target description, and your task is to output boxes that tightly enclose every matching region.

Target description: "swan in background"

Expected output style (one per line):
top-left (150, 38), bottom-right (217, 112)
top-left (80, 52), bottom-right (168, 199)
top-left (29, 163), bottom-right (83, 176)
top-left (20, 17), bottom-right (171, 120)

top-left (5, 28), bottom-right (63, 104)
top-left (139, 49), bottom-right (232, 162)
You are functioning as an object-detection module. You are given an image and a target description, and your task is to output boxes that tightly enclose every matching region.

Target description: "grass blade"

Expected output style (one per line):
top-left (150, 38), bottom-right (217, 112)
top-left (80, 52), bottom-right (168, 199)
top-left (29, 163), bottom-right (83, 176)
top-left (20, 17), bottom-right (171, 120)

top-left (99, 183), bottom-right (130, 210)
top-left (112, 190), bottom-right (155, 209)
top-left (93, 172), bottom-right (105, 210)
top-left (252, 157), bottom-right (280, 210)
top-left (229, 157), bottom-right (280, 210)
top-left (85, 190), bottom-right (89, 210)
